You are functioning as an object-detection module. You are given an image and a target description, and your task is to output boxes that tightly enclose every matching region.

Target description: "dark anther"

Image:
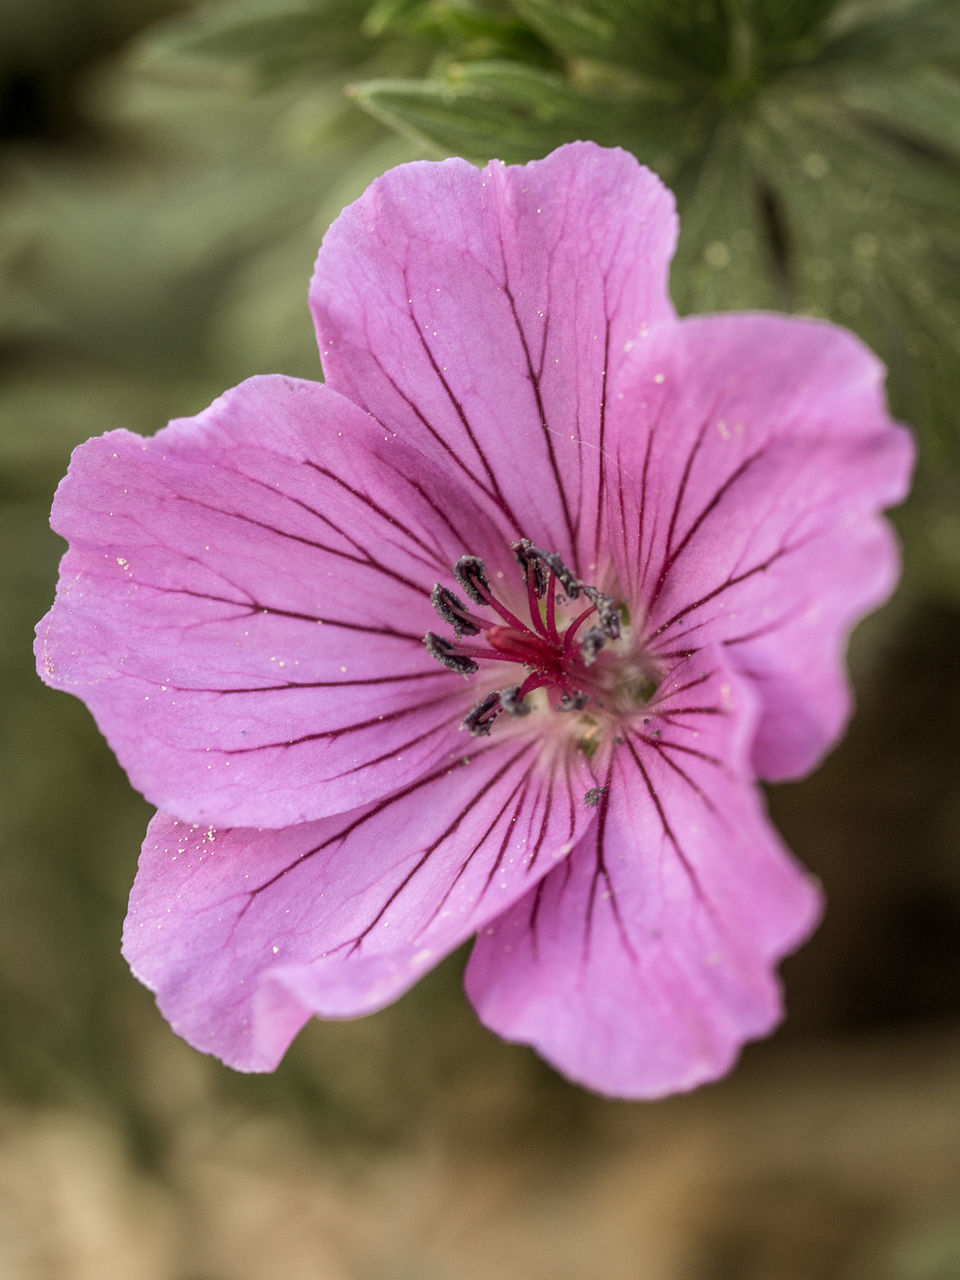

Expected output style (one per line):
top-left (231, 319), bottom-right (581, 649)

top-left (557, 691), bottom-right (589, 712)
top-left (511, 539), bottom-right (548, 597)
top-left (532, 547), bottom-right (580, 599)
top-left (431, 584), bottom-right (480, 638)
top-left (424, 631), bottom-right (478, 676)
top-left (500, 684), bottom-right (531, 716)
top-left (463, 690), bottom-right (502, 736)
top-left (579, 627), bottom-right (607, 666)
top-left (581, 585), bottom-right (620, 639)
top-left (453, 555), bottom-right (491, 606)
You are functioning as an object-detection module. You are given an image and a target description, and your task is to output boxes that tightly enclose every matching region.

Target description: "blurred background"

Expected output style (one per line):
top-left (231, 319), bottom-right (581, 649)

top-left (2, 1), bottom-right (959, 1276)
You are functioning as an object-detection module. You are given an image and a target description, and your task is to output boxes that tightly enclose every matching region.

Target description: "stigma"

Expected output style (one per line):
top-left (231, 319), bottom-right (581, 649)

top-left (423, 540), bottom-right (624, 737)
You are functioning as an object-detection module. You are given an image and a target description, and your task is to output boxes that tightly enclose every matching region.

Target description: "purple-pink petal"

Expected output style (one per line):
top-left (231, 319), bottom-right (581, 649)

top-left (603, 313), bottom-right (913, 779)
top-left (465, 651), bottom-right (822, 1098)
top-left (123, 735), bottom-right (596, 1071)
top-left (36, 375), bottom-right (515, 827)
top-left (311, 141), bottom-right (678, 569)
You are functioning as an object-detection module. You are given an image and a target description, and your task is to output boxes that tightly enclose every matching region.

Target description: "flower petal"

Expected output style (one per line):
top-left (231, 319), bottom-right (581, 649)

top-left (604, 313), bottom-right (913, 779)
top-left (123, 737), bottom-right (596, 1071)
top-left (35, 374), bottom-right (512, 827)
top-left (311, 141), bottom-right (677, 568)
top-left (465, 652), bottom-right (821, 1099)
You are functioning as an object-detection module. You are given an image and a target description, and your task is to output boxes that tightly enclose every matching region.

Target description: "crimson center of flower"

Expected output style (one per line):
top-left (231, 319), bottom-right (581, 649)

top-left (424, 539), bottom-right (629, 738)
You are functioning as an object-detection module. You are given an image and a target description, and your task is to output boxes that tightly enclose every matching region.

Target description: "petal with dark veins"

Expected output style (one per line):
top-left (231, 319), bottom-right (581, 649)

top-left (36, 375), bottom-right (511, 827)
top-left (123, 736), bottom-right (596, 1071)
top-left (603, 313), bottom-right (913, 779)
top-left (465, 652), bottom-right (821, 1098)
top-left (311, 141), bottom-right (678, 568)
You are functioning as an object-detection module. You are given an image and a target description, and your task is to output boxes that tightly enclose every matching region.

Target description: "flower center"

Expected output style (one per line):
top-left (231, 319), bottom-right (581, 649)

top-left (424, 540), bottom-right (650, 737)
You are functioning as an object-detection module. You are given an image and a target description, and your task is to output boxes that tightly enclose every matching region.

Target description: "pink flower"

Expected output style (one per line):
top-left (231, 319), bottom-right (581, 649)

top-left (36, 143), bottom-right (912, 1097)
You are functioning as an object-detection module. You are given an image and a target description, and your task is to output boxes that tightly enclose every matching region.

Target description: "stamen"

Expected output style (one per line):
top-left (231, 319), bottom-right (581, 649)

top-left (453, 555), bottom-right (491, 606)
top-left (581, 585), bottom-right (620, 639)
top-left (511, 540), bottom-right (548, 597)
top-left (562, 605), bottom-right (597, 652)
top-left (500, 684), bottom-right (531, 717)
top-left (557, 691), bottom-right (589, 712)
top-left (431, 584), bottom-right (481, 638)
top-left (579, 627), bottom-right (607, 666)
top-left (529, 546), bottom-right (580, 599)
top-left (424, 631), bottom-right (478, 675)
top-left (455, 554), bottom-right (529, 632)
top-left (464, 690), bottom-right (501, 736)
top-left (543, 570), bottom-right (561, 645)
top-left (424, 544), bottom-right (631, 737)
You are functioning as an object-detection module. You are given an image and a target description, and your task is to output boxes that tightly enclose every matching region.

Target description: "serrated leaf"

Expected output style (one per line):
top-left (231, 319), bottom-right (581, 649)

top-left (361, 0), bottom-right (425, 38)
top-left (137, 0), bottom-right (377, 84)
top-left (508, 0), bottom-right (620, 62)
top-left (512, 0), bottom-right (733, 78)
top-left (823, 0), bottom-right (960, 69)
top-left (352, 61), bottom-right (634, 162)
top-left (511, 0), bottom-right (835, 79)
top-left (669, 120), bottom-right (783, 314)
top-left (365, 0), bottom-right (539, 48)
top-left (747, 0), bottom-right (839, 45)
top-left (747, 82), bottom-right (960, 448)
top-left (178, 11), bottom-right (330, 60)
top-left (832, 66), bottom-right (960, 163)
top-left (353, 56), bottom-right (715, 177)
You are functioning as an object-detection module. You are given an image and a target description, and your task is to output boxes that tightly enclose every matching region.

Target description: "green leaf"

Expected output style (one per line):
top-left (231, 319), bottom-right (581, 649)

top-left (822, 0), bottom-right (960, 70)
top-left (511, 0), bottom-right (834, 79)
top-left (747, 77), bottom-right (960, 448)
top-left (362, 0), bottom-right (425, 37)
top-left (832, 65), bottom-right (960, 163)
top-left (512, 0), bottom-right (732, 79)
top-left (366, 0), bottom-right (553, 62)
top-left (352, 61), bottom-right (635, 162)
top-left (353, 56), bottom-right (717, 178)
top-left (171, 12), bottom-right (338, 80)
top-left (747, 0), bottom-right (839, 46)
top-left (669, 120), bottom-right (783, 314)
top-left (136, 0), bottom-right (380, 85)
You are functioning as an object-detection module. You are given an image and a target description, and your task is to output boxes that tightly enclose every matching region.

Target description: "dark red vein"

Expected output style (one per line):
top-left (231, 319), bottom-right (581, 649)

top-left (655, 444), bottom-right (770, 588)
top-left (420, 769), bottom-right (533, 932)
top-left (593, 303), bottom-right (613, 564)
top-left (366, 331), bottom-right (510, 518)
top-left (646, 735), bottom-right (726, 769)
top-left (234, 742), bottom-right (508, 913)
top-left (502, 278), bottom-right (577, 554)
top-left (218, 688), bottom-right (463, 755)
top-left (342, 741), bottom-right (536, 953)
top-left (165, 670), bottom-right (441, 696)
top-left (302, 459), bottom-right (445, 570)
top-left (623, 737), bottom-right (707, 905)
top-left (146, 584), bottom-right (424, 640)
top-left (404, 275), bottom-right (524, 532)
top-left (646, 540), bottom-right (804, 643)
top-left (649, 669), bottom-right (713, 707)
top-left (174, 494), bottom-right (429, 599)
top-left (581, 767), bottom-right (639, 966)
top-left (636, 735), bottom-right (722, 814)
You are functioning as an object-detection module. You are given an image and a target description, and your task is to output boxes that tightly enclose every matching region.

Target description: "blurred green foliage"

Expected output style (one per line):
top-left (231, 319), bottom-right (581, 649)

top-left (1, 5), bottom-right (959, 1273)
top-left (143, 0), bottom-right (960, 460)
top-left (6, 0), bottom-right (960, 468)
